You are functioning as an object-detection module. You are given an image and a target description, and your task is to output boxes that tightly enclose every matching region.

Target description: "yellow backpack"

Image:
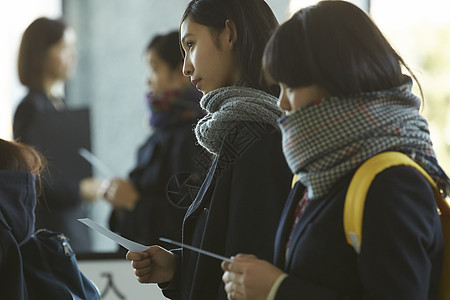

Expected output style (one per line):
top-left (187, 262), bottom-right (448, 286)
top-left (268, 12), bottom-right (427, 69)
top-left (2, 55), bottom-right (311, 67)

top-left (344, 151), bottom-right (450, 300)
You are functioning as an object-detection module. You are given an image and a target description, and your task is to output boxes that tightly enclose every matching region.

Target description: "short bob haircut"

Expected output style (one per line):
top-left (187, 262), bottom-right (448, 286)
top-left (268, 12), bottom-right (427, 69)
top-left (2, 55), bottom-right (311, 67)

top-left (263, 0), bottom-right (419, 97)
top-left (181, 0), bottom-right (279, 96)
top-left (18, 17), bottom-right (67, 90)
top-left (146, 31), bottom-right (183, 71)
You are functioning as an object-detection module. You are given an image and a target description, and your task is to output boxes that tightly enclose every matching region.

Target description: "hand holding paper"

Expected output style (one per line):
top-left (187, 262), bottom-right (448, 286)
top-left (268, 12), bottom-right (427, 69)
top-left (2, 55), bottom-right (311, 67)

top-left (77, 218), bottom-right (232, 262)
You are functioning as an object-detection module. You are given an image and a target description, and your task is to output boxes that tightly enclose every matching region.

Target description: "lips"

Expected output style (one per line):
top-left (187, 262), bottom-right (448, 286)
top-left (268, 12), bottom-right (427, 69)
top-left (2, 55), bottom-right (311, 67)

top-left (191, 78), bottom-right (201, 89)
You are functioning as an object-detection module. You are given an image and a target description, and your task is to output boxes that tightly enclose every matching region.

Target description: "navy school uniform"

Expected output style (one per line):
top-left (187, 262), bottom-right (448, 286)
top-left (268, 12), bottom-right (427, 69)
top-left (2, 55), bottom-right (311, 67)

top-left (274, 165), bottom-right (443, 299)
top-left (162, 122), bottom-right (293, 300)
top-left (0, 171), bottom-right (36, 300)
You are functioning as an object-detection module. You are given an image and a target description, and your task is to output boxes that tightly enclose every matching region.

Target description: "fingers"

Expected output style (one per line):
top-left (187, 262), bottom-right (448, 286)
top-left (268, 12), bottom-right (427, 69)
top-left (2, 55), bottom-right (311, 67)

top-left (132, 256), bottom-right (152, 269)
top-left (125, 250), bottom-right (153, 283)
top-left (222, 253), bottom-right (258, 270)
top-left (126, 250), bottom-right (149, 261)
top-left (222, 258), bottom-right (247, 274)
top-left (227, 291), bottom-right (243, 300)
top-left (134, 262), bottom-right (152, 277)
top-left (224, 277), bottom-right (245, 300)
top-left (97, 179), bottom-right (110, 199)
top-left (222, 260), bottom-right (231, 271)
top-left (104, 180), bottom-right (118, 201)
top-left (234, 253), bottom-right (257, 259)
top-left (233, 253), bottom-right (259, 264)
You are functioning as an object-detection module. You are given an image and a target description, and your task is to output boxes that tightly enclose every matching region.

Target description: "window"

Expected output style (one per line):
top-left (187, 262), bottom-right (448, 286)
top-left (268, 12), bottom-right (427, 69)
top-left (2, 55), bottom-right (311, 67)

top-left (0, 0), bottom-right (62, 140)
top-left (289, 0), bottom-right (450, 173)
top-left (371, 0), bottom-right (450, 173)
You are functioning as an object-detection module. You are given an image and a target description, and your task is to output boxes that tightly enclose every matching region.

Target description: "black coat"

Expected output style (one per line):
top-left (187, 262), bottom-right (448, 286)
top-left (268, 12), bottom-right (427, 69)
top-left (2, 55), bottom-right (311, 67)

top-left (162, 121), bottom-right (292, 300)
top-left (274, 165), bottom-right (443, 299)
top-left (109, 121), bottom-right (206, 248)
top-left (13, 91), bottom-right (91, 252)
top-left (0, 171), bottom-right (36, 300)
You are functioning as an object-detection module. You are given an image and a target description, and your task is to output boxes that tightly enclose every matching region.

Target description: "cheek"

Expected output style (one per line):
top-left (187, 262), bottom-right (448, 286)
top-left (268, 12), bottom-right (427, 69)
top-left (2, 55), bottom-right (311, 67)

top-left (189, 50), bottom-right (198, 70)
top-left (56, 53), bottom-right (73, 73)
top-left (44, 54), bottom-right (62, 73)
top-left (153, 72), bottom-right (173, 92)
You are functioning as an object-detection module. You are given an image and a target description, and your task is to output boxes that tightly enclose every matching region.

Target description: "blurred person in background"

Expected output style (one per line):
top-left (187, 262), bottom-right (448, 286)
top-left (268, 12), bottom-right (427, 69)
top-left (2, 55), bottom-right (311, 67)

top-left (105, 30), bottom-right (205, 249)
top-left (13, 17), bottom-right (100, 252)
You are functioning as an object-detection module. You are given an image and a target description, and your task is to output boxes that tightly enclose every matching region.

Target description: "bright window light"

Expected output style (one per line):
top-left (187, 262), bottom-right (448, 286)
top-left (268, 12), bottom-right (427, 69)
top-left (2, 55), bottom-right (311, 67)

top-left (0, 0), bottom-right (62, 140)
top-left (289, 0), bottom-right (369, 16)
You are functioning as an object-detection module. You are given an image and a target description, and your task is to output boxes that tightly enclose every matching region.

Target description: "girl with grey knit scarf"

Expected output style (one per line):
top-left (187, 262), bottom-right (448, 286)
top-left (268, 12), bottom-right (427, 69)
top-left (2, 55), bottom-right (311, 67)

top-left (222, 1), bottom-right (450, 300)
top-left (126, 1), bottom-right (293, 300)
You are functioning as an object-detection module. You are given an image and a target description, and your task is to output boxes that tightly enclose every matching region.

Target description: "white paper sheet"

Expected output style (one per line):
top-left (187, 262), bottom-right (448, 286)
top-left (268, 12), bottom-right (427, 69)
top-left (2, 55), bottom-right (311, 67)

top-left (78, 148), bottom-right (114, 178)
top-left (78, 218), bottom-right (148, 252)
top-left (160, 238), bottom-right (232, 262)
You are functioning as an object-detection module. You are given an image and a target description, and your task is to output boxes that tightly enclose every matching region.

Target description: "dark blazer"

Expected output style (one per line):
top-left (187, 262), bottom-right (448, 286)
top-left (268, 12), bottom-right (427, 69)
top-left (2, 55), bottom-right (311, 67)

top-left (0, 171), bottom-right (36, 300)
top-left (162, 121), bottom-right (293, 300)
top-left (274, 165), bottom-right (443, 299)
top-left (109, 121), bottom-right (205, 248)
top-left (13, 91), bottom-right (91, 252)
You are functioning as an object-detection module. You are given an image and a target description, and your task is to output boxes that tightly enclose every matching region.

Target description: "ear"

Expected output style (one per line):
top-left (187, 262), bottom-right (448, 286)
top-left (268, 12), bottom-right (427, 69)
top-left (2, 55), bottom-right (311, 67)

top-left (224, 19), bottom-right (237, 49)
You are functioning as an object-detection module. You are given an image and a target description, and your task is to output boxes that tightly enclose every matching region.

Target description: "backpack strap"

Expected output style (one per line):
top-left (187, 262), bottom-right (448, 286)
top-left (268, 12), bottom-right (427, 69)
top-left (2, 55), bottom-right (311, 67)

top-left (343, 151), bottom-right (439, 254)
top-left (292, 174), bottom-right (300, 188)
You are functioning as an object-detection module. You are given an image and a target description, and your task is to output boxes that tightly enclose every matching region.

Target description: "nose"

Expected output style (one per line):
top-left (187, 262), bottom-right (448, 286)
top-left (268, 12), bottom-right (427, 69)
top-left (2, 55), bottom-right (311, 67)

top-left (278, 89), bottom-right (291, 112)
top-left (145, 70), bottom-right (153, 87)
top-left (182, 56), bottom-right (193, 77)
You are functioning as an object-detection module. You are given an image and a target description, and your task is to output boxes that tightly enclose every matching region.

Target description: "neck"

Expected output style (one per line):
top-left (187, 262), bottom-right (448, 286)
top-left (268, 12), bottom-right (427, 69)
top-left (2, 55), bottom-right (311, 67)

top-left (42, 77), bottom-right (58, 96)
top-left (41, 77), bottom-right (65, 110)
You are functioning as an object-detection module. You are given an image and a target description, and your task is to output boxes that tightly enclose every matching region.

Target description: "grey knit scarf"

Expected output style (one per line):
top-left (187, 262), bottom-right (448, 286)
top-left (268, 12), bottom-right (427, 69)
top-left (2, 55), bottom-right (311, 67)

top-left (195, 86), bottom-right (282, 154)
top-left (279, 77), bottom-right (450, 199)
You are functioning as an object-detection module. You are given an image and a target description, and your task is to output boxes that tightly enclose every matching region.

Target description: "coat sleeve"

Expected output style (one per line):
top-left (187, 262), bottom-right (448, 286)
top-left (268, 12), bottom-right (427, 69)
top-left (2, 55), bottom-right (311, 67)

top-left (274, 166), bottom-right (443, 299)
top-left (160, 249), bottom-right (182, 300)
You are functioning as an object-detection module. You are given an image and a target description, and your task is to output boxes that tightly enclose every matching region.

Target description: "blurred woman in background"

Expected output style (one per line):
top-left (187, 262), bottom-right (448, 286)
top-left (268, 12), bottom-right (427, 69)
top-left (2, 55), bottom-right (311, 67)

top-left (13, 17), bottom-right (100, 252)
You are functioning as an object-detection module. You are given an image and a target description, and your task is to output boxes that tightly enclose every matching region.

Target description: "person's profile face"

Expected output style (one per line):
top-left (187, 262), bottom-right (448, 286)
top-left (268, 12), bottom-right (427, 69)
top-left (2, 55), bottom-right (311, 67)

top-left (278, 83), bottom-right (330, 113)
top-left (145, 50), bottom-right (184, 95)
top-left (43, 28), bottom-right (77, 82)
top-left (180, 18), bottom-right (238, 95)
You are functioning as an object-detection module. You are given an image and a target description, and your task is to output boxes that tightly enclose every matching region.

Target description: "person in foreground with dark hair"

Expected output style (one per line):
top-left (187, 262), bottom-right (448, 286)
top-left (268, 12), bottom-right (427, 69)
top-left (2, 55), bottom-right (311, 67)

top-left (0, 139), bottom-right (45, 299)
top-left (221, 1), bottom-right (449, 299)
top-left (105, 30), bottom-right (205, 249)
top-left (125, 1), bottom-right (292, 299)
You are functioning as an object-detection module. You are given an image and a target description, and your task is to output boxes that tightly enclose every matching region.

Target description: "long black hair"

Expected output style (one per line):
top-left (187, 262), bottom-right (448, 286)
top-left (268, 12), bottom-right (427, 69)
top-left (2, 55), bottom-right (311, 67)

top-left (264, 0), bottom-right (421, 97)
top-left (182, 0), bottom-right (279, 96)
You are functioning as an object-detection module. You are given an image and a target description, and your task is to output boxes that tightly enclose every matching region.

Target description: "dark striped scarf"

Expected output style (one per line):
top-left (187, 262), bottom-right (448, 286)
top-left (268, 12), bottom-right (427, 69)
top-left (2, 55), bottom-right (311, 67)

top-left (279, 77), bottom-right (450, 199)
top-left (146, 84), bottom-right (204, 129)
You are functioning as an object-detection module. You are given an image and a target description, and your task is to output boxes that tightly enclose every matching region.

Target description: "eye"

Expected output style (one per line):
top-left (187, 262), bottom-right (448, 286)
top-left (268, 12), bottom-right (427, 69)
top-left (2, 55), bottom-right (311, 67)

top-left (186, 41), bottom-right (194, 49)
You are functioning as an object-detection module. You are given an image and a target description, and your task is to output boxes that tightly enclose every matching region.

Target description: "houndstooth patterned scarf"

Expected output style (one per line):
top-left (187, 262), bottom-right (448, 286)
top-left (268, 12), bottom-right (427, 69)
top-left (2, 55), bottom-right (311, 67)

top-left (279, 77), bottom-right (450, 200)
top-left (195, 86), bottom-right (282, 154)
